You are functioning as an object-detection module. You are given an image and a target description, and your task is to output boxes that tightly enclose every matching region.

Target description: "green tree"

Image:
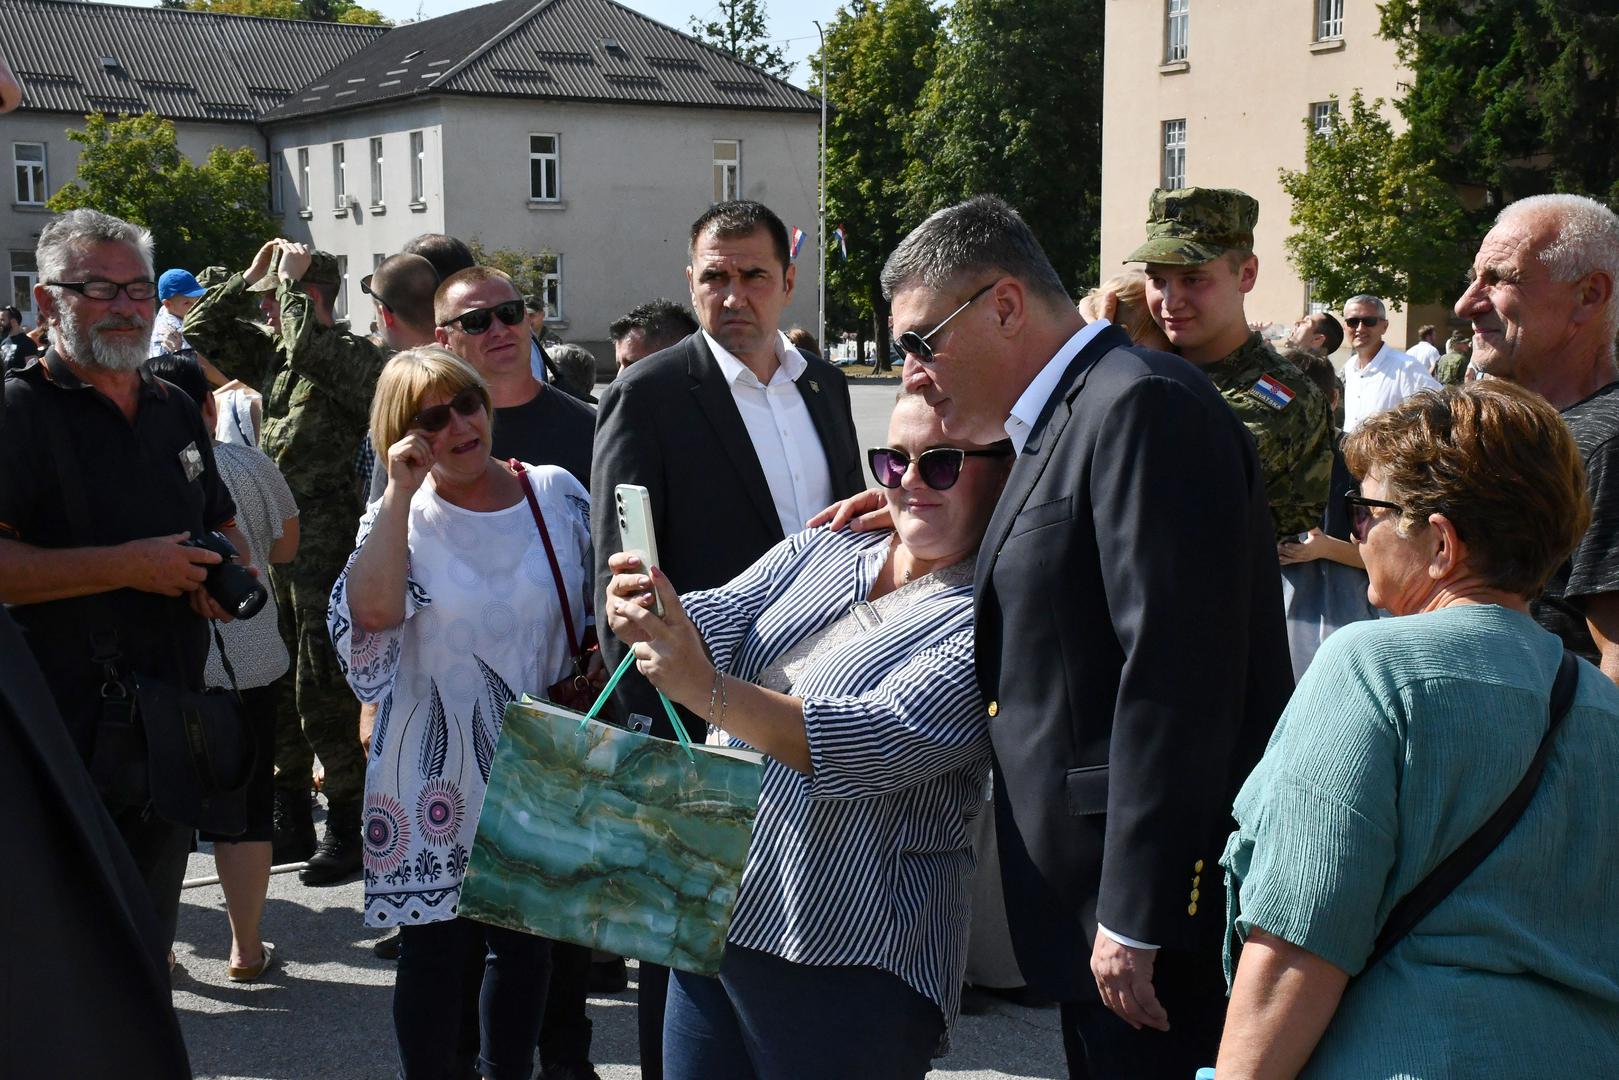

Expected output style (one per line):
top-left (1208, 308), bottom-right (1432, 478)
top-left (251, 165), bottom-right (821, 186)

top-left (1379, 0), bottom-right (1619, 205)
top-left (47, 112), bottom-right (277, 273)
top-left (1277, 92), bottom-right (1468, 309)
top-left (175, 0), bottom-right (389, 25)
top-left (816, 0), bottom-right (942, 372)
top-left (902, 0), bottom-right (1103, 291)
top-left (689, 0), bottom-right (793, 81)
top-left (466, 240), bottom-right (557, 310)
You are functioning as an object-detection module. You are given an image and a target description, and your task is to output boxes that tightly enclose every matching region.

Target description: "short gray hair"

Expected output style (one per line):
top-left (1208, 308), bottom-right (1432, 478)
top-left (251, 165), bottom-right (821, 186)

top-left (881, 196), bottom-right (1069, 305)
top-left (36, 208), bottom-right (155, 285)
top-left (1343, 294), bottom-right (1387, 319)
top-left (1497, 194), bottom-right (1619, 341)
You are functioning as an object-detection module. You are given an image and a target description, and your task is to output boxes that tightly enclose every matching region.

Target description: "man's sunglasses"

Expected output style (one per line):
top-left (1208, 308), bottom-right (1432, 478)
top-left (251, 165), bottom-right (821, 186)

top-left (1343, 316), bottom-right (1384, 329)
top-left (45, 279), bottom-right (158, 301)
top-left (411, 387), bottom-right (484, 433)
top-left (868, 444), bottom-right (1013, 490)
top-left (896, 280), bottom-right (997, 363)
top-left (439, 300), bottom-right (525, 335)
top-left (1344, 489), bottom-right (1404, 543)
top-left (360, 273), bottom-right (392, 311)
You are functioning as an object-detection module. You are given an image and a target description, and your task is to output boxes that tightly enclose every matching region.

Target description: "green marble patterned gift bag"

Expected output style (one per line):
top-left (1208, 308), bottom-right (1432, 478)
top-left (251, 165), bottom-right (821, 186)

top-left (460, 694), bottom-right (765, 976)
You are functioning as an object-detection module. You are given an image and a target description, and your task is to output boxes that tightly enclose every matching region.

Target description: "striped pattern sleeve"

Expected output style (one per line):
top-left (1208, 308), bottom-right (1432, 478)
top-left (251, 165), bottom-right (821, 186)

top-left (680, 528), bottom-right (826, 672)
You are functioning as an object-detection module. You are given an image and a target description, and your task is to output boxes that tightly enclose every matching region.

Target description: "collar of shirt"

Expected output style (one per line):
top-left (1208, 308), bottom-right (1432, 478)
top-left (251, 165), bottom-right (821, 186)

top-left (43, 347), bottom-right (164, 399)
top-left (704, 329), bottom-right (806, 388)
top-left (1349, 342), bottom-right (1398, 377)
top-left (1004, 320), bottom-right (1110, 454)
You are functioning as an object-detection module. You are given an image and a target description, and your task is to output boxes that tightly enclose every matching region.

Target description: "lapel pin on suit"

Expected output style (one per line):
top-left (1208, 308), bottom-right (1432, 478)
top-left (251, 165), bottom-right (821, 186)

top-left (808, 379), bottom-right (820, 393)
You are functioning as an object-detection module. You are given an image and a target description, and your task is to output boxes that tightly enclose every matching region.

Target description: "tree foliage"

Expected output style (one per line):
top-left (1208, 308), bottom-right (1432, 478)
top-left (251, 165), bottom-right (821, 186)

top-left (173, 0), bottom-right (389, 25)
top-left (1380, 0), bottom-right (1619, 205)
top-left (1277, 92), bottom-right (1468, 309)
top-left (466, 240), bottom-right (557, 308)
top-left (902, 0), bottom-right (1103, 291)
top-left (47, 113), bottom-right (277, 273)
top-left (689, 0), bottom-right (793, 81)
top-left (817, 0), bottom-right (942, 371)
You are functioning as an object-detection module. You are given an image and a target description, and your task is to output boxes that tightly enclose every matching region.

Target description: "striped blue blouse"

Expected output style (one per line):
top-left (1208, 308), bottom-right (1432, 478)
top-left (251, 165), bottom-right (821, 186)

top-left (680, 525), bottom-right (992, 1037)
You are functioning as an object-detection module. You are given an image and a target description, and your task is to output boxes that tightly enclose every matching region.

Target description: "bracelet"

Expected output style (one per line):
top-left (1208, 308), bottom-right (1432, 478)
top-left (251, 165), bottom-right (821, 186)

top-left (707, 669), bottom-right (724, 729)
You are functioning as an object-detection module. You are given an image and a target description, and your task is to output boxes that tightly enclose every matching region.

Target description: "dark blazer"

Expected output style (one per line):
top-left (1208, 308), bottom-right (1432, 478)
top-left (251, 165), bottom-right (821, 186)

top-left (975, 325), bottom-right (1292, 1000)
top-left (591, 332), bottom-right (864, 731)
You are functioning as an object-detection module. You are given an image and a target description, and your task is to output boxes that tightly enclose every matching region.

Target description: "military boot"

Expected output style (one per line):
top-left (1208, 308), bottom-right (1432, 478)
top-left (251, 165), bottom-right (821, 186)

top-left (299, 799), bottom-right (362, 886)
top-left (272, 789), bottom-right (316, 865)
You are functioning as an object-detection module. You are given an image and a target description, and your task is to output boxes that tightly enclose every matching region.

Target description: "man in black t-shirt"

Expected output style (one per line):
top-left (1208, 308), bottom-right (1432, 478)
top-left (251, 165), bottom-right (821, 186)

top-left (1455, 194), bottom-right (1619, 679)
top-left (1, 304), bottom-right (39, 370)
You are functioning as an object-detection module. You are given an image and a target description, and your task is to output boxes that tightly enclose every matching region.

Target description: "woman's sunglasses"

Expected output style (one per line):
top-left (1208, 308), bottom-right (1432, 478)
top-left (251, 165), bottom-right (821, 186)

top-left (438, 300), bottom-right (525, 335)
top-left (1343, 488), bottom-right (1404, 543)
top-left (868, 444), bottom-right (1012, 490)
top-left (411, 388), bottom-right (484, 433)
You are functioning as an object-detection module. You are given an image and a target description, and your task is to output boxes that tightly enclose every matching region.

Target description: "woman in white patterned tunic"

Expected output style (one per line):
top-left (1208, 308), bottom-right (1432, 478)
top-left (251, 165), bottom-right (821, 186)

top-left (607, 393), bottom-right (1012, 1079)
top-left (328, 347), bottom-right (589, 1080)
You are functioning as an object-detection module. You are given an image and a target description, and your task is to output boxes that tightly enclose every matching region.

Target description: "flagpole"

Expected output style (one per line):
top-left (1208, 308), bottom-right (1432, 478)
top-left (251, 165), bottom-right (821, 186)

top-left (813, 19), bottom-right (827, 355)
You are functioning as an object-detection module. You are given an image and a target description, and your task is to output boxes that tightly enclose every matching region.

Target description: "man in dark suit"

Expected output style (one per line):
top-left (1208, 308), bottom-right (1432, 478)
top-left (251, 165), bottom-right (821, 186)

top-left (591, 199), bottom-right (863, 1079)
top-left (883, 196), bottom-right (1291, 1077)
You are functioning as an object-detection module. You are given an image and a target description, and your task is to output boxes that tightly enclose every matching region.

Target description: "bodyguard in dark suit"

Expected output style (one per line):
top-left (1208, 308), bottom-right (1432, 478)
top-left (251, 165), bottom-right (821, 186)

top-left (882, 197), bottom-right (1291, 1077)
top-left (591, 200), bottom-right (862, 1079)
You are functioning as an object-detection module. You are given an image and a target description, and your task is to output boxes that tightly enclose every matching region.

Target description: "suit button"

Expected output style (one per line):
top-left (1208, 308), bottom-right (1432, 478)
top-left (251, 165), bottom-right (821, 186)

top-left (1190, 888), bottom-right (1200, 902)
top-left (987, 701), bottom-right (998, 717)
top-left (1193, 875), bottom-right (1201, 888)
top-left (1187, 902), bottom-right (1198, 916)
top-left (1194, 859), bottom-right (1205, 873)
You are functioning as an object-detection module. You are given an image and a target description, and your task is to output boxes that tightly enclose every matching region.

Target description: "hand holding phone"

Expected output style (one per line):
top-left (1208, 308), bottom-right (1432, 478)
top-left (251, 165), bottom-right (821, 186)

top-left (615, 483), bottom-right (664, 617)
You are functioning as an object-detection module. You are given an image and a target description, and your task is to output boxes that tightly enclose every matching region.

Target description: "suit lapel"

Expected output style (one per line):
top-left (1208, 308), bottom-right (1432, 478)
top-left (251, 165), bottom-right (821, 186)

top-left (793, 356), bottom-right (858, 499)
top-left (687, 336), bottom-right (783, 539)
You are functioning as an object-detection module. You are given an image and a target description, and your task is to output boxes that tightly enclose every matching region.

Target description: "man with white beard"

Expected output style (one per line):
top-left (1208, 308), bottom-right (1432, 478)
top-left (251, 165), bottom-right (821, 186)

top-left (0, 208), bottom-right (252, 958)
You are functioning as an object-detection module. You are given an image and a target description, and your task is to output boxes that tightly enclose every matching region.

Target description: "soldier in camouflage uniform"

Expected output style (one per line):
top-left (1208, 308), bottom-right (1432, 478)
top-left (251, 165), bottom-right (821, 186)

top-left (184, 239), bottom-right (385, 884)
top-left (1435, 332), bottom-right (1472, 386)
top-left (1125, 187), bottom-right (1334, 540)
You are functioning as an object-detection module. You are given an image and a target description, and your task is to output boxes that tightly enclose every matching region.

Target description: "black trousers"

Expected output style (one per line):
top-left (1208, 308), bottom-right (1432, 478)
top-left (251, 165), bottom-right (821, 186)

top-left (1059, 945), bottom-right (1228, 1080)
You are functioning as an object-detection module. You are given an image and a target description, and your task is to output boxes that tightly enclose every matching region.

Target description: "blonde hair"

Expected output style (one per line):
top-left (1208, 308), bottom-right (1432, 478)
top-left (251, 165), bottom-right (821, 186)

top-left (369, 345), bottom-right (492, 451)
top-left (1085, 269), bottom-right (1158, 345)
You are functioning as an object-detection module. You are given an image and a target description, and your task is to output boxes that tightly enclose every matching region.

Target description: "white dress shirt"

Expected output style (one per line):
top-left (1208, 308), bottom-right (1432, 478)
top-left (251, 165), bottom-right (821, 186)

top-left (705, 330), bottom-right (834, 538)
top-left (1342, 343), bottom-right (1442, 433)
top-left (1407, 339), bottom-right (1441, 371)
top-left (1001, 319), bottom-right (1157, 952)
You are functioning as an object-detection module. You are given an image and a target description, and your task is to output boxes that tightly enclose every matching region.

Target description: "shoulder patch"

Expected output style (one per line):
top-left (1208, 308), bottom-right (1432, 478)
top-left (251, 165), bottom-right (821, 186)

top-left (1246, 374), bottom-right (1295, 411)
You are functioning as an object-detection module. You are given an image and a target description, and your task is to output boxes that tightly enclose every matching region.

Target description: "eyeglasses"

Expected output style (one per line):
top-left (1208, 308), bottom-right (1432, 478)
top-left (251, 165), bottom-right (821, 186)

top-left (360, 273), bottom-right (392, 311)
top-left (410, 387), bottom-right (484, 433)
top-left (1344, 489), bottom-right (1404, 543)
top-left (46, 279), bottom-right (158, 301)
top-left (895, 281), bottom-right (998, 363)
top-left (1343, 316), bottom-right (1384, 329)
top-left (868, 444), bottom-right (1013, 490)
top-left (439, 300), bottom-right (525, 335)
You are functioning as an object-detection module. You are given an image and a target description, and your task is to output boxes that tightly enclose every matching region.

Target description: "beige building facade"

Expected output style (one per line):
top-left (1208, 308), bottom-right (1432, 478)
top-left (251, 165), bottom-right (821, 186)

top-left (1100, 0), bottom-right (1452, 350)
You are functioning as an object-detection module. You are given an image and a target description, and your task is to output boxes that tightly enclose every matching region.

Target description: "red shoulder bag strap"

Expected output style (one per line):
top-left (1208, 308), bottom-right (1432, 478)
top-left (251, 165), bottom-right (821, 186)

top-left (510, 460), bottom-right (581, 662)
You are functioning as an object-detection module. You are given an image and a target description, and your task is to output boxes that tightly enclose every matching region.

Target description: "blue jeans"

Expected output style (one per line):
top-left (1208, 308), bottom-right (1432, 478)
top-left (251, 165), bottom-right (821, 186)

top-left (663, 943), bottom-right (942, 1080)
top-left (393, 916), bottom-right (551, 1080)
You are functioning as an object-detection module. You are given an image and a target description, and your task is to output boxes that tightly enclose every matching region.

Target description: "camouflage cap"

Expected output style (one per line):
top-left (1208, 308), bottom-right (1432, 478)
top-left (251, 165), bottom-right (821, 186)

top-left (247, 249), bottom-right (342, 292)
top-left (1124, 187), bottom-right (1259, 266)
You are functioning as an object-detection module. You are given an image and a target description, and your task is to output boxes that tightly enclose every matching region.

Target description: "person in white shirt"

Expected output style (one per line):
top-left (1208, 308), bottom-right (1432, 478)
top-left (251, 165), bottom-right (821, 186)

top-left (148, 268), bottom-right (206, 357)
top-left (1407, 322), bottom-right (1442, 372)
top-left (1341, 295), bottom-right (1441, 432)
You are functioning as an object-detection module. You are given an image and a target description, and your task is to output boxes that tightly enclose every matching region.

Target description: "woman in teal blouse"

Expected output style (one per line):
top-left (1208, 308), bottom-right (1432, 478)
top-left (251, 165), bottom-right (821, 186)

top-left (1218, 381), bottom-right (1619, 1078)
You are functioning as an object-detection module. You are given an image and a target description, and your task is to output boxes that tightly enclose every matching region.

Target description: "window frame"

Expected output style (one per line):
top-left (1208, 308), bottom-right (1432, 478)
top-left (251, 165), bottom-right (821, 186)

top-left (528, 133), bottom-right (560, 202)
top-left (332, 142), bottom-right (347, 210)
top-left (297, 147), bottom-right (311, 212)
top-left (334, 254), bottom-right (349, 321)
top-left (9, 250), bottom-right (39, 318)
top-left (1161, 119), bottom-right (1187, 191)
top-left (542, 255), bottom-right (563, 321)
top-left (270, 151), bottom-right (285, 214)
top-left (1315, 0), bottom-right (1344, 41)
top-left (713, 140), bottom-right (740, 202)
top-left (1165, 0), bottom-right (1189, 63)
top-left (12, 142), bottom-right (47, 206)
top-left (409, 130), bottom-right (425, 204)
top-left (369, 136), bottom-right (384, 207)
top-left (1310, 100), bottom-right (1339, 138)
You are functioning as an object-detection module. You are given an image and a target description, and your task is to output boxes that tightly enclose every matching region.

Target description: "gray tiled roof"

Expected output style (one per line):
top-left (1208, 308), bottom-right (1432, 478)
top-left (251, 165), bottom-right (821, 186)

top-left (259, 0), bottom-right (819, 123)
top-left (1, 0), bottom-right (386, 122)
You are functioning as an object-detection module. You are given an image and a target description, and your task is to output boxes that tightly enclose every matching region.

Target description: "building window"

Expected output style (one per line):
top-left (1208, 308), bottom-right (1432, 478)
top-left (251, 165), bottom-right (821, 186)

top-left (1310, 100), bottom-right (1339, 138)
top-left (409, 130), bottom-right (425, 203)
top-left (1161, 120), bottom-right (1187, 190)
top-left (297, 147), bottom-right (311, 211)
top-left (270, 152), bottom-right (284, 214)
top-left (713, 141), bottom-right (740, 201)
top-left (529, 134), bottom-right (559, 201)
top-left (332, 142), bottom-right (347, 209)
top-left (373, 252), bottom-right (386, 270)
top-left (1165, 0), bottom-right (1189, 62)
top-left (334, 255), bottom-right (348, 321)
top-left (369, 137), bottom-right (384, 206)
top-left (1315, 0), bottom-right (1344, 40)
top-left (9, 251), bottom-right (38, 317)
top-left (12, 143), bottom-right (46, 205)
top-left (542, 256), bottom-right (563, 320)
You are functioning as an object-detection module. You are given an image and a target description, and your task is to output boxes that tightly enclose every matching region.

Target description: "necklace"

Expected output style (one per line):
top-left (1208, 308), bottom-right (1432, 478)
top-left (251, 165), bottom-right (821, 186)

top-left (892, 533), bottom-right (913, 582)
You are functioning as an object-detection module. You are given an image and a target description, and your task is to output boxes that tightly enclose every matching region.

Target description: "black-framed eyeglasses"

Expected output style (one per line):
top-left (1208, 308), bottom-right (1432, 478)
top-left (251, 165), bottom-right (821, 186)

top-left (360, 273), bottom-right (392, 312)
top-left (868, 444), bottom-right (1013, 490)
top-left (895, 280), bottom-right (998, 363)
top-left (1344, 489), bottom-right (1404, 543)
top-left (46, 279), bottom-right (158, 301)
top-left (1343, 316), bottom-right (1384, 329)
top-left (438, 300), bottom-right (525, 335)
top-left (410, 387), bottom-right (484, 433)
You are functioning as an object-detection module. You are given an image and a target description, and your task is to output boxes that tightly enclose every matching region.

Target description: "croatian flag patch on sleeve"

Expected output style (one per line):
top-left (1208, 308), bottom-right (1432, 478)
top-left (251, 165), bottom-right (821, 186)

top-left (1247, 374), bottom-right (1295, 411)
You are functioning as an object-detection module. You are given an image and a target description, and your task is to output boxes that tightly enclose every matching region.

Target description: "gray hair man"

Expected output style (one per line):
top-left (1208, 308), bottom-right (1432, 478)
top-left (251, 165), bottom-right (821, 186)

top-left (1340, 293), bottom-right (1439, 432)
top-left (1457, 193), bottom-right (1619, 682)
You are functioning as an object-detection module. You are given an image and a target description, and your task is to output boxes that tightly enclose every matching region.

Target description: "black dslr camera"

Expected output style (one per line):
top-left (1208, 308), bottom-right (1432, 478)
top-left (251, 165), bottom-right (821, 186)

top-left (183, 531), bottom-right (268, 619)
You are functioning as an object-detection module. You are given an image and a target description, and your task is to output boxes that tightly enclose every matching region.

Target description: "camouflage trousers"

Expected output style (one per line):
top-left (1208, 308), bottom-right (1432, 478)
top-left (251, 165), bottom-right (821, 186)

top-left (271, 499), bottom-right (366, 805)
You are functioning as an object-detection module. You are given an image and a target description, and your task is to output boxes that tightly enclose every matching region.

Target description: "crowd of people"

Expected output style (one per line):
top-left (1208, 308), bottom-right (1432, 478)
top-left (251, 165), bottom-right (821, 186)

top-left (3, 176), bottom-right (1619, 1080)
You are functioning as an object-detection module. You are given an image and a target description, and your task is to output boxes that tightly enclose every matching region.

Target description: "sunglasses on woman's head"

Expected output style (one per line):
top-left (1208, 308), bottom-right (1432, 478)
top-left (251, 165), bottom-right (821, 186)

top-left (439, 300), bottom-right (525, 335)
top-left (868, 444), bottom-right (1012, 490)
top-left (411, 388), bottom-right (484, 433)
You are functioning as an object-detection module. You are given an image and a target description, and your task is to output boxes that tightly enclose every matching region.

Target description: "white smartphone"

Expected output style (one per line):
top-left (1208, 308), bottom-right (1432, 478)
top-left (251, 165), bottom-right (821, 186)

top-left (615, 483), bottom-right (664, 617)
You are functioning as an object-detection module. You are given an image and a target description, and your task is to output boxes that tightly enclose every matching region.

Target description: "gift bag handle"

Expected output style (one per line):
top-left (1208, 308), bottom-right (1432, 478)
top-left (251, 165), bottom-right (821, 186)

top-left (583, 643), bottom-right (695, 763)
